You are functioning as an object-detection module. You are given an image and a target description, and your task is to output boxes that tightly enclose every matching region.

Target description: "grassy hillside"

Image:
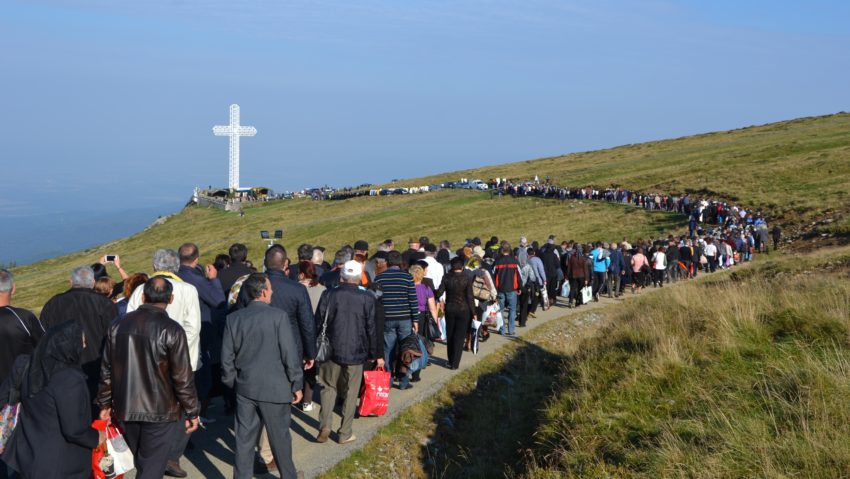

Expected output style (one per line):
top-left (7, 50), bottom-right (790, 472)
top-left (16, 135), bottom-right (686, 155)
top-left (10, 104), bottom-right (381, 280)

top-left (400, 112), bottom-right (850, 240)
top-left (321, 246), bottom-right (850, 479)
top-left (11, 191), bottom-right (682, 311)
top-left (520, 246), bottom-right (850, 478)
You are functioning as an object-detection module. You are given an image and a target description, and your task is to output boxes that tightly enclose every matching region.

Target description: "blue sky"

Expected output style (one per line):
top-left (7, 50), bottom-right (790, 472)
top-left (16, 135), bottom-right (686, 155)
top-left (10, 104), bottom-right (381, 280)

top-left (2, 0), bottom-right (849, 220)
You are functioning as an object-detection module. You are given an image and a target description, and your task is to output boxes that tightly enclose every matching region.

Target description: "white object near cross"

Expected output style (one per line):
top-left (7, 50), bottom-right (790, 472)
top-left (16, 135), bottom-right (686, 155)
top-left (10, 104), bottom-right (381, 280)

top-left (212, 104), bottom-right (257, 190)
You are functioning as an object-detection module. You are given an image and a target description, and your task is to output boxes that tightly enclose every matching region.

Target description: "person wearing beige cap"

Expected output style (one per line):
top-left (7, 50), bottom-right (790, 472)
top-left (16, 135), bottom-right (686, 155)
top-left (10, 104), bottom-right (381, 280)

top-left (401, 237), bottom-right (424, 268)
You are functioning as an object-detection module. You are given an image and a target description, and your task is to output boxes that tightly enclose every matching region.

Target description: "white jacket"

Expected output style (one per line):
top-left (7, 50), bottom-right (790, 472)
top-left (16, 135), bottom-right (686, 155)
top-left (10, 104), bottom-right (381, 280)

top-left (127, 273), bottom-right (202, 371)
top-left (423, 256), bottom-right (444, 290)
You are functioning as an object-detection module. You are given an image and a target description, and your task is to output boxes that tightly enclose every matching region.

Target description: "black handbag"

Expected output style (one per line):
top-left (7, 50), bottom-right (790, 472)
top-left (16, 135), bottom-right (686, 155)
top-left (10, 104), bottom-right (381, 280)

top-left (315, 302), bottom-right (333, 362)
top-left (427, 314), bottom-right (441, 341)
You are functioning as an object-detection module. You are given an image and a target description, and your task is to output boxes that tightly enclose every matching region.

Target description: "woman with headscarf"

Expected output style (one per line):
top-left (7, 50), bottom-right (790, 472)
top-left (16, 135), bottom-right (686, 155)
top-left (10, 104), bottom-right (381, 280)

top-left (2, 321), bottom-right (104, 479)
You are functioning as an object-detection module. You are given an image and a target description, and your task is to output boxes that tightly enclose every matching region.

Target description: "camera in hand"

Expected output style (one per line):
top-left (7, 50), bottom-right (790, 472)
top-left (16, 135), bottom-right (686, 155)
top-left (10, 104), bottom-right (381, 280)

top-left (106, 255), bottom-right (116, 262)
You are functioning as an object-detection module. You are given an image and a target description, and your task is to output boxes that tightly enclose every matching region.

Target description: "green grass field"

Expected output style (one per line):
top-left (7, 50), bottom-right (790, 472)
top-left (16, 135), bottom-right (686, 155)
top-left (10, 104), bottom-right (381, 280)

top-left (399, 112), bottom-right (850, 233)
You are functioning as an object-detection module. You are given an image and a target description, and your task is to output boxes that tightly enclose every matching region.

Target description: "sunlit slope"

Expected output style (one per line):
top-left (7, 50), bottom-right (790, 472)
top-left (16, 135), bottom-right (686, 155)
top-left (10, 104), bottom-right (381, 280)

top-left (401, 113), bottom-right (850, 230)
top-left (12, 191), bottom-right (683, 311)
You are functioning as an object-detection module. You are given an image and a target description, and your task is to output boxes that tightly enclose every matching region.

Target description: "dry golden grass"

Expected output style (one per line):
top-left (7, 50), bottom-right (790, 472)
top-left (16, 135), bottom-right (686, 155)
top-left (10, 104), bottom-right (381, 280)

top-left (523, 247), bottom-right (850, 478)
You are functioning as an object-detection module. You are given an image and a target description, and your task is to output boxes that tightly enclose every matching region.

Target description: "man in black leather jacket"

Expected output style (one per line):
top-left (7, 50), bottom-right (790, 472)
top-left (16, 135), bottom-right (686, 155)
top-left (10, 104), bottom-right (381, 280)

top-left (97, 277), bottom-right (200, 479)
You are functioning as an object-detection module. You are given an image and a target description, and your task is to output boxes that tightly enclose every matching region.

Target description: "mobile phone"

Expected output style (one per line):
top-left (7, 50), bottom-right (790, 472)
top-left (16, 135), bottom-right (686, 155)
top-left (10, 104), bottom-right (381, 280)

top-left (106, 255), bottom-right (116, 262)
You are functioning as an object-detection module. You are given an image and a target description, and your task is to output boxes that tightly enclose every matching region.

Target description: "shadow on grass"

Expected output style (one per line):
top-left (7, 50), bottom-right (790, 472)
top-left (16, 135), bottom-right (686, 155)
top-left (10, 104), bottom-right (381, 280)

top-left (420, 337), bottom-right (566, 479)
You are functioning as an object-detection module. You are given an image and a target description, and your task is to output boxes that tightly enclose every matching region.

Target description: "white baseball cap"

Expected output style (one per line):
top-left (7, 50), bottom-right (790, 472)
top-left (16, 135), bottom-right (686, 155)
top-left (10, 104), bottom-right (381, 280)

top-left (343, 260), bottom-right (363, 277)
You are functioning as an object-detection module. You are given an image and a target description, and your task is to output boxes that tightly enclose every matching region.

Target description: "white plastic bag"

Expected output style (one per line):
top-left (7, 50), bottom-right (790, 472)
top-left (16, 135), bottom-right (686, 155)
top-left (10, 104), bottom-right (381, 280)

top-left (439, 316), bottom-right (447, 342)
top-left (106, 424), bottom-right (135, 475)
top-left (581, 286), bottom-right (593, 304)
top-left (484, 303), bottom-right (503, 330)
top-left (471, 319), bottom-right (482, 355)
top-left (560, 282), bottom-right (570, 298)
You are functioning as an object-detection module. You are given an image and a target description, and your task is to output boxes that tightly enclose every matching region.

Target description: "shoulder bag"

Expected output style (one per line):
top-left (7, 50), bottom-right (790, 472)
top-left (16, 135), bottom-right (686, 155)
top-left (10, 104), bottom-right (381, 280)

top-left (315, 298), bottom-right (333, 363)
top-left (472, 273), bottom-right (495, 302)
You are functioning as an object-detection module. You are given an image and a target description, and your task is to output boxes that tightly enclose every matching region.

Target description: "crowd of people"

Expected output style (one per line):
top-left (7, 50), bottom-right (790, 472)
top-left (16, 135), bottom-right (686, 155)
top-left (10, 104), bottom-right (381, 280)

top-left (0, 180), bottom-right (779, 479)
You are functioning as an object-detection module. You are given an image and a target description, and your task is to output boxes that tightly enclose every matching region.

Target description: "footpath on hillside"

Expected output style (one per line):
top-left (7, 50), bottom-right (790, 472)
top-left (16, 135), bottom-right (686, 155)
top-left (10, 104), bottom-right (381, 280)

top-left (124, 288), bottom-right (665, 479)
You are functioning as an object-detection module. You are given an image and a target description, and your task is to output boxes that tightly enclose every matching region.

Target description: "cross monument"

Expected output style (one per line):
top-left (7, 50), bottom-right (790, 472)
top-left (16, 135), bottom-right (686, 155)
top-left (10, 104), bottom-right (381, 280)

top-left (212, 104), bottom-right (257, 190)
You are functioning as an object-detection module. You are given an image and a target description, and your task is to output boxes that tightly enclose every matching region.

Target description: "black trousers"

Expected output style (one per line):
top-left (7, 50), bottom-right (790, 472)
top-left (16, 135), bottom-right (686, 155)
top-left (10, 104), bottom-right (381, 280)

top-left (122, 420), bottom-right (180, 479)
top-left (445, 308), bottom-right (471, 368)
top-left (234, 394), bottom-right (296, 479)
top-left (591, 272), bottom-right (606, 298)
top-left (527, 281), bottom-right (541, 313)
top-left (518, 284), bottom-right (530, 326)
top-left (168, 368), bottom-right (203, 463)
top-left (569, 278), bottom-right (585, 305)
top-left (546, 278), bottom-right (558, 306)
top-left (303, 365), bottom-right (318, 404)
top-left (168, 411), bottom-right (193, 463)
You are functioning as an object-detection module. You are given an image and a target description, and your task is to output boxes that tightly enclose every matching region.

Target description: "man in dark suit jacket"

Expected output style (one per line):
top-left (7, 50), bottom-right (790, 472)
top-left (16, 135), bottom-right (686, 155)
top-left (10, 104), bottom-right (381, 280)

top-left (264, 246), bottom-right (316, 364)
top-left (218, 243), bottom-right (254, 295)
top-left (221, 273), bottom-right (304, 479)
top-left (40, 265), bottom-right (118, 402)
top-left (255, 245), bottom-right (316, 473)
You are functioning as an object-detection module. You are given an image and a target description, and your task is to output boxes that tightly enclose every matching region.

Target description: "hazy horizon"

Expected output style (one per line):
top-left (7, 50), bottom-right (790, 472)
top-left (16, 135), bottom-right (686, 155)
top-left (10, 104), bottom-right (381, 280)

top-left (3, 0), bottom-right (849, 264)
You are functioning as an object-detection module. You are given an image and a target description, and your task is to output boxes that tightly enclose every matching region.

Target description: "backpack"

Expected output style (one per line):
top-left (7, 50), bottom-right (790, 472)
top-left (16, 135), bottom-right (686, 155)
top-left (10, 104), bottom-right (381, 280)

top-left (472, 272), bottom-right (496, 302)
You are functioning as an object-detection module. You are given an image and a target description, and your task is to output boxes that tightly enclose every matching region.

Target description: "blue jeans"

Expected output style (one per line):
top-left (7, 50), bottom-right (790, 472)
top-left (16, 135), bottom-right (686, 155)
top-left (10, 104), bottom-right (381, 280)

top-left (384, 319), bottom-right (412, 387)
top-left (498, 291), bottom-right (518, 334)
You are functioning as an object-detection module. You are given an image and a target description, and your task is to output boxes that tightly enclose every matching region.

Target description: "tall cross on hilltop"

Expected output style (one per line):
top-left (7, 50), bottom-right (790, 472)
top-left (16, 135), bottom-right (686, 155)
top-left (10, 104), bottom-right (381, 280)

top-left (212, 104), bottom-right (257, 190)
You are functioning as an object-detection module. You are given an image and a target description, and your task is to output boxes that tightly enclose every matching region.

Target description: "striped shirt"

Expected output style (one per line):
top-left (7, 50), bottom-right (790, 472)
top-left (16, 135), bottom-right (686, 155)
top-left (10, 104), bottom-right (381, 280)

top-left (375, 268), bottom-right (418, 321)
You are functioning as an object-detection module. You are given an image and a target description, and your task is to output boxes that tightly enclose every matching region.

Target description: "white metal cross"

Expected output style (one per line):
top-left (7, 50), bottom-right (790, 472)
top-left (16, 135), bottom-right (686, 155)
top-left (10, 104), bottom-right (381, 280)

top-left (212, 104), bottom-right (257, 190)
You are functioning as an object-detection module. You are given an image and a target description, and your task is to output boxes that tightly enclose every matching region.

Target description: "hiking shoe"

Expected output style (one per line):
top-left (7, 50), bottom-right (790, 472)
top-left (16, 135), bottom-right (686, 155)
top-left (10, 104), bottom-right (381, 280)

top-left (338, 434), bottom-right (357, 445)
top-left (254, 458), bottom-right (278, 474)
top-left (316, 428), bottom-right (331, 443)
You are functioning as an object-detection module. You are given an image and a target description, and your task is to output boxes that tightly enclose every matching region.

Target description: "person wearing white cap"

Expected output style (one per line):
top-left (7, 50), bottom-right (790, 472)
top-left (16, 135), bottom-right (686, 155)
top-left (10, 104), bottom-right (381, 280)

top-left (314, 260), bottom-right (383, 445)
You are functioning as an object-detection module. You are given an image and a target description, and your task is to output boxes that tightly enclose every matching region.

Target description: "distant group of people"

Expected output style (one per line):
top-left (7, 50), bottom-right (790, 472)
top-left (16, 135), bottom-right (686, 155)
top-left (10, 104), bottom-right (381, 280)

top-left (0, 180), bottom-right (777, 479)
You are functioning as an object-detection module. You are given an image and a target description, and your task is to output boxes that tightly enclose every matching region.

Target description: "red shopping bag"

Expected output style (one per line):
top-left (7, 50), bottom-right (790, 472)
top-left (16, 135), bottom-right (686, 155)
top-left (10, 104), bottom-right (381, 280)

top-left (358, 367), bottom-right (391, 417)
